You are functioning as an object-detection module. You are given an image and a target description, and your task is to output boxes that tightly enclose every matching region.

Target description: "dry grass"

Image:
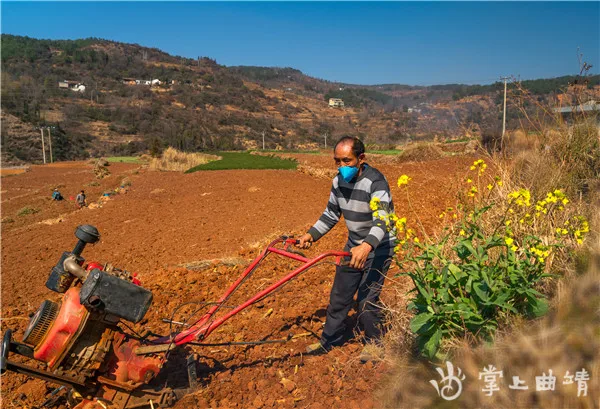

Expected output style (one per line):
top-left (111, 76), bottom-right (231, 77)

top-left (508, 121), bottom-right (600, 200)
top-left (505, 129), bottom-right (540, 153)
top-left (396, 142), bottom-right (445, 163)
top-left (296, 164), bottom-right (337, 180)
top-left (149, 147), bottom-right (220, 172)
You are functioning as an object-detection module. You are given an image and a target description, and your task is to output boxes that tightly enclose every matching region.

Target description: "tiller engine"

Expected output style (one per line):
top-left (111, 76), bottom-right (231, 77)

top-left (1, 225), bottom-right (350, 408)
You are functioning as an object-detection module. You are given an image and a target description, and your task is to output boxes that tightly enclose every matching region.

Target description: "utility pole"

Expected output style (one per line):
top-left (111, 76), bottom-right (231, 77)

top-left (262, 131), bottom-right (265, 150)
top-left (40, 128), bottom-right (47, 164)
top-left (500, 76), bottom-right (509, 147)
top-left (47, 127), bottom-right (53, 163)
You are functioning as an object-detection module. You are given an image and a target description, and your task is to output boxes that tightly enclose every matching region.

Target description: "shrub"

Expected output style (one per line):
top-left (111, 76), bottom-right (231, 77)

top-left (17, 206), bottom-right (40, 216)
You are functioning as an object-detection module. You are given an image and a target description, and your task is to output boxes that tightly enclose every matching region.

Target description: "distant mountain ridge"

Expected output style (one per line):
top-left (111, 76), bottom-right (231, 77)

top-left (1, 34), bottom-right (598, 163)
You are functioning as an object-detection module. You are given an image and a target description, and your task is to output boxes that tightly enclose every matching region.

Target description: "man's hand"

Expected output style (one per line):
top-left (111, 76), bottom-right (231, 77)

top-left (349, 242), bottom-right (372, 269)
top-left (296, 233), bottom-right (313, 249)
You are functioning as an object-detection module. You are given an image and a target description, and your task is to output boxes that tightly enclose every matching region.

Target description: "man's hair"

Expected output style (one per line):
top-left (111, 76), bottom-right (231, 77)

top-left (334, 136), bottom-right (365, 158)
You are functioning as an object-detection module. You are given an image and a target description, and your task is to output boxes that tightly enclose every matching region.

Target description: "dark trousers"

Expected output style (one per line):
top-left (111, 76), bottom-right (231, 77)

top-left (320, 253), bottom-right (392, 347)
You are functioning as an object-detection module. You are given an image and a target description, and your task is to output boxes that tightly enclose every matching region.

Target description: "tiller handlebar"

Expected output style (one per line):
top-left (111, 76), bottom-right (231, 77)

top-left (153, 237), bottom-right (350, 346)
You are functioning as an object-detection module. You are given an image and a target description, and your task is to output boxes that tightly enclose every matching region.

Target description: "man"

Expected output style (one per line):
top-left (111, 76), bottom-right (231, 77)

top-left (297, 136), bottom-right (396, 363)
top-left (76, 190), bottom-right (87, 208)
top-left (52, 188), bottom-right (63, 201)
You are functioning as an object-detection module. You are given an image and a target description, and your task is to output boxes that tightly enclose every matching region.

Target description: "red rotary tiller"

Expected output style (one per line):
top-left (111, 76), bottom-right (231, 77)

top-left (1, 225), bottom-right (350, 408)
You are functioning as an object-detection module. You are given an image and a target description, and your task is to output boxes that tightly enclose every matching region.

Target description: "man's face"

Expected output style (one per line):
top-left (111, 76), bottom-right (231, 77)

top-left (334, 142), bottom-right (364, 168)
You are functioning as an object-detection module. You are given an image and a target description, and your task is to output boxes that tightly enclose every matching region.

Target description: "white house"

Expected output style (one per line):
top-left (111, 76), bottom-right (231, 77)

top-left (71, 84), bottom-right (86, 93)
top-left (58, 80), bottom-right (85, 92)
top-left (328, 98), bottom-right (345, 108)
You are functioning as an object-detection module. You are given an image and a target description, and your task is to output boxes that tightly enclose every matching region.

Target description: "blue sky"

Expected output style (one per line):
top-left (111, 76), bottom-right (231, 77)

top-left (1, 2), bottom-right (598, 85)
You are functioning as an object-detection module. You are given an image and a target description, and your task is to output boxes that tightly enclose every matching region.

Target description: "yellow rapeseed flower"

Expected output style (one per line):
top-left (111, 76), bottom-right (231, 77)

top-left (369, 197), bottom-right (381, 211)
top-left (508, 188), bottom-right (531, 207)
top-left (470, 159), bottom-right (487, 174)
top-left (397, 175), bottom-right (411, 187)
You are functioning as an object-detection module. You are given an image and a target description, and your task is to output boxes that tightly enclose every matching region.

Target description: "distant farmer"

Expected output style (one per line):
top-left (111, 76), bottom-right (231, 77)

top-left (76, 190), bottom-right (87, 208)
top-left (296, 136), bottom-right (396, 363)
top-left (52, 188), bottom-right (63, 201)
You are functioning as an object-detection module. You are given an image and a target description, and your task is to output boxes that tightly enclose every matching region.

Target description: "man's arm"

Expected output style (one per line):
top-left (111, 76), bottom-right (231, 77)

top-left (298, 182), bottom-right (341, 249)
top-left (363, 178), bottom-right (394, 251)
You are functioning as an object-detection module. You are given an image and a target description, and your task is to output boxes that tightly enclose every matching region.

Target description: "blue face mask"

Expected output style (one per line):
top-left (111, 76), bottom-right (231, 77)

top-left (338, 165), bottom-right (359, 183)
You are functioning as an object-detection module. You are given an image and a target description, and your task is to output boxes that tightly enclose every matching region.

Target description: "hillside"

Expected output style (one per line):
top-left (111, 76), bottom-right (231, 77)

top-left (1, 34), bottom-right (598, 164)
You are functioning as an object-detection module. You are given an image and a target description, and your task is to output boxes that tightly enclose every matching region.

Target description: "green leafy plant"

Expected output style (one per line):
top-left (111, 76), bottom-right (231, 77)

top-left (372, 159), bottom-right (589, 359)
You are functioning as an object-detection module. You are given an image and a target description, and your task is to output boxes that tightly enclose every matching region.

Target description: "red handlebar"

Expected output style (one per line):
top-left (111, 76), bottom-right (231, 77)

top-left (154, 237), bottom-right (350, 346)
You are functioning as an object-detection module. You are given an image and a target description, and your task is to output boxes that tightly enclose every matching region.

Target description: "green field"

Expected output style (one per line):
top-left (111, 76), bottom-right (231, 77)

top-left (186, 152), bottom-right (297, 172)
top-left (257, 149), bottom-right (322, 155)
top-left (106, 156), bottom-right (146, 163)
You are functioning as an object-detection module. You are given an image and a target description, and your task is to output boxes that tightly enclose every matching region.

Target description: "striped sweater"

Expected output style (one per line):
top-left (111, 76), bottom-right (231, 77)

top-left (308, 164), bottom-right (396, 256)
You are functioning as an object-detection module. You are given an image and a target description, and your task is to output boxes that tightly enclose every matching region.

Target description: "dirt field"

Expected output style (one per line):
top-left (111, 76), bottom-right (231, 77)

top-left (1, 152), bottom-right (478, 408)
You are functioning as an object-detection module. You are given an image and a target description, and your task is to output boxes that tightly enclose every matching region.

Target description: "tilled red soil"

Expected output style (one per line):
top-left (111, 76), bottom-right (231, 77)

top-left (1, 153), bottom-right (478, 408)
